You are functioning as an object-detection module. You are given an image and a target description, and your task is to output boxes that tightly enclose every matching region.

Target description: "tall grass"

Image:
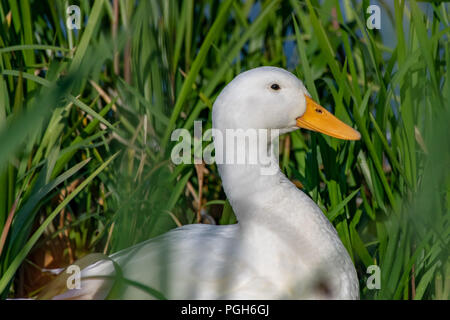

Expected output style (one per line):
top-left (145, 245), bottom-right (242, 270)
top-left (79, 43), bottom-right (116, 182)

top-left (0, 0), bottom-right (448, 299)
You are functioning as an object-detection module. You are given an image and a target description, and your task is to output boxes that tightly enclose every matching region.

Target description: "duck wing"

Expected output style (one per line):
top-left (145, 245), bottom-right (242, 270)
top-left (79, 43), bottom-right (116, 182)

top-left (41, 224), bottom-right (250, 299)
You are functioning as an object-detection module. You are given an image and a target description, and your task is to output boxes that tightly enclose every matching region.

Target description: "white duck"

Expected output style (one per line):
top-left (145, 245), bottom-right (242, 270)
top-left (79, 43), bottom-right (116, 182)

top-left (44, 66), bottom-right (360, 300)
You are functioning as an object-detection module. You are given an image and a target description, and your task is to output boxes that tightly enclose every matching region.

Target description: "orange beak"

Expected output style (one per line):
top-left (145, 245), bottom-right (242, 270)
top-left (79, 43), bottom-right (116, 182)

top-left (296, 95), bottom-right (361, 140)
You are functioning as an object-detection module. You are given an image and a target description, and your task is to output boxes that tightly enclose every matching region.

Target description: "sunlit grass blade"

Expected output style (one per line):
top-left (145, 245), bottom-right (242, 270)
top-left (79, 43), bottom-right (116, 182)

top-left (0, 152), bottom-right (119, 295)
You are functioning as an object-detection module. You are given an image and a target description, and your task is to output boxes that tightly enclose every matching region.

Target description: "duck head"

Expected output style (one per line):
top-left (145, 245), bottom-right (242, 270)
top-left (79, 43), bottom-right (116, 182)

top-left (212, 66), bottom-right (360, 140)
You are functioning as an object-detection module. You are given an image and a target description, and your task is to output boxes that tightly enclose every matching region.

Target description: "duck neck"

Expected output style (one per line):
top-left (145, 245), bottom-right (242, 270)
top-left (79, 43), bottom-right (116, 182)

top-left (215, 129), bottom-right (346, 267)
top-left (216, 131), bottom-right (303, 226)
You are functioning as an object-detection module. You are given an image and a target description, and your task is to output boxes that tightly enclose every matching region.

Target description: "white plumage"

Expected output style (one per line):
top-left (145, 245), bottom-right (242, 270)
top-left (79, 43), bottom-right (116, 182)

top-left (49, 67), bottom-right (360, 300)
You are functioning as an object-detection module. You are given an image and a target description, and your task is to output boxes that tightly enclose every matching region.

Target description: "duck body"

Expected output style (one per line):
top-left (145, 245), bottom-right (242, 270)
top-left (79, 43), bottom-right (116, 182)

top-left (50, 67), bottom-right (359, 300)
top-left (56, 216), bottom-right (358, 299)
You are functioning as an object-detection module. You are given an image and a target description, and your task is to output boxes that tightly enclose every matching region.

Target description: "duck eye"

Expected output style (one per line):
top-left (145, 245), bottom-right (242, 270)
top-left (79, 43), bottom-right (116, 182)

top-left (271, 83), bottom-right (280, 90)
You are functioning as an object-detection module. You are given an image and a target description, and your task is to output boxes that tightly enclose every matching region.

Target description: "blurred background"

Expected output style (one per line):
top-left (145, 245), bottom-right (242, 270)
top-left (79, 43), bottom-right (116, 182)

top-left (0, 0), bottom-right (448, 299)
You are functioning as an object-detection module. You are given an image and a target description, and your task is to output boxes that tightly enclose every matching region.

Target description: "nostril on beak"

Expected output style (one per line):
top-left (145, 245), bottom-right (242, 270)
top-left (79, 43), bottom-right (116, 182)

top-left (315, 108), bottom-right (323, 114)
